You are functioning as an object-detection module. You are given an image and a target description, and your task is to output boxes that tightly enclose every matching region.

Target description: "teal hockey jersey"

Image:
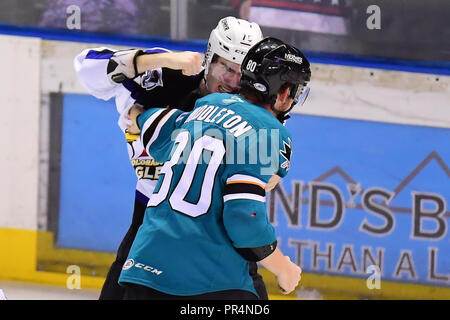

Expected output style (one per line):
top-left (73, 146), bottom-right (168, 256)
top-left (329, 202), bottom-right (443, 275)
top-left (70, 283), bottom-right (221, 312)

top-left (119, 93), bottom-right (293, 296)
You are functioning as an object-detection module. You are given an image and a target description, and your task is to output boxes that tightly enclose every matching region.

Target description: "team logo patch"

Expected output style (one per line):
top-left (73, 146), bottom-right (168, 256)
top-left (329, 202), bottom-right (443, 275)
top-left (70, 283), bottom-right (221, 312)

top-left (141, 69), bottom-right (163, 90)
top-left (280, 138), bottom-right (292, 171)
top-left (253, 83), bottom-right (267, 92)
top-left (122, 259), bottom-right (135, 270)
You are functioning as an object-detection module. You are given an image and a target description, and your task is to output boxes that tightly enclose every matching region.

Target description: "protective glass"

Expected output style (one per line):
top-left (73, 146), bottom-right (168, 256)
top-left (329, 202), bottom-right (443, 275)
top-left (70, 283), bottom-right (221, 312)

top-left (292, 85), bottom-right (310, 106)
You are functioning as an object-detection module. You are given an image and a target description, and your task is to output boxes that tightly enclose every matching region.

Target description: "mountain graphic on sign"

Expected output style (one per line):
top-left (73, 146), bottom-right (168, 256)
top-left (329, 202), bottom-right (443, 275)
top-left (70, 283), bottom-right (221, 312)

top-left (389, 151), bottom-right (449, 213)
top-left (300, 166), bottom-right (358, 194)
top-left (392, 151), bottom-right (449, 198)
top-left (277, 151), bottom-right (449, 215)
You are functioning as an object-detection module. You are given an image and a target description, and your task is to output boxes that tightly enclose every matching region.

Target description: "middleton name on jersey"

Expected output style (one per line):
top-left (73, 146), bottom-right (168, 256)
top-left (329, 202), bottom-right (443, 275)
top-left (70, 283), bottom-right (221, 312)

top-left (185, 96), bottom-right (254, 138)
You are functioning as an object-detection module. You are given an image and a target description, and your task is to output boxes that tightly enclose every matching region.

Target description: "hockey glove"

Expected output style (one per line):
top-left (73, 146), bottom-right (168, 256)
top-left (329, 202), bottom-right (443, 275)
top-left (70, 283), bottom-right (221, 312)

top-left (107, 49), bottom-right (146, 83)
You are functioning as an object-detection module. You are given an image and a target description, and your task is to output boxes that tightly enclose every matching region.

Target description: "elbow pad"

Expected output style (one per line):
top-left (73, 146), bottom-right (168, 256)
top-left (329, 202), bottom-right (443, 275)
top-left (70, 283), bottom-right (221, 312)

top-left (234, 240), bottom-right (277, 262)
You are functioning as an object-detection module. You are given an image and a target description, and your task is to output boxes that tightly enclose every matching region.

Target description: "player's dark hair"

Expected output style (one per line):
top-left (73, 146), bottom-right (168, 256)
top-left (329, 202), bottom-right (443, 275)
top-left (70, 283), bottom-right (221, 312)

top-left (211, 53), bottom-right (220, 65)
top-left (240, 82), bottom-right (294, 106)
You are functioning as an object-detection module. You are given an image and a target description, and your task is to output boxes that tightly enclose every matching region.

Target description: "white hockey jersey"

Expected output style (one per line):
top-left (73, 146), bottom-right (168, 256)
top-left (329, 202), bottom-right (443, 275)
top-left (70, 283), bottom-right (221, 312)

top-left (74, 47), bottom-right (204, 203)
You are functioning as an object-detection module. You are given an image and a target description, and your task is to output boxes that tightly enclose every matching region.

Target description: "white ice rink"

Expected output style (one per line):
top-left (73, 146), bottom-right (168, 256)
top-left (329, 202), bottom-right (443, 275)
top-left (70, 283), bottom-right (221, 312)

top-left (0, 280), bottom-right (100, 300)
top-left (0, 280), bottom-right (321, 300)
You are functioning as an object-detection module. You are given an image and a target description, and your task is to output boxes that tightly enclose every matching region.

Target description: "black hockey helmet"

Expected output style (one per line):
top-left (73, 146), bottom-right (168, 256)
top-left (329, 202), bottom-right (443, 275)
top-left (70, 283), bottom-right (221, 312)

top-left (240, 37), bottom-right (311, 121)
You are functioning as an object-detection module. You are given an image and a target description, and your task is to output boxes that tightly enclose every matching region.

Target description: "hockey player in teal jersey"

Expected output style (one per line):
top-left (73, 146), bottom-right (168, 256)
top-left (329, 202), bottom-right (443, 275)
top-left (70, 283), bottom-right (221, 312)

top-left (119, 37), bottom-right (311, 299)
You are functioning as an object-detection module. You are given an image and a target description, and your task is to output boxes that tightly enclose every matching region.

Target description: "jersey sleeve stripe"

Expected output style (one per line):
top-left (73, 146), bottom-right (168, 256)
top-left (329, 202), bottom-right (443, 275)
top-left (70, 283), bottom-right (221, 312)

top-left (141, 108), bottom-right (169, 149)
top-left (226, 174), bottom-right (266, 188)
top-left (142, 109), bottom-right (177, 151)
top-left (224, 182), bottom-right (265, 197)
top-left (144, 47), bottom-right (172, 54)
top-left (226, 180), bottom-right (265, 190)
top-left (141, 108), bottom-right (165, 140)
top-left (85, 48), bottom-right (115, 60)
top-left (223, 193), bottom-right (266, 203)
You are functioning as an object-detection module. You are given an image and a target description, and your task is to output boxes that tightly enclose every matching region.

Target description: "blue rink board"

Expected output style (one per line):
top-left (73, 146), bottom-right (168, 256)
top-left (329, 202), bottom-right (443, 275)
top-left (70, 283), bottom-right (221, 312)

top-left (277, 114), bottom-right (450, 287)
top-left (57, 94), bottom-right (449, 286)
top-left (57, 93), bottom-right (136, 252)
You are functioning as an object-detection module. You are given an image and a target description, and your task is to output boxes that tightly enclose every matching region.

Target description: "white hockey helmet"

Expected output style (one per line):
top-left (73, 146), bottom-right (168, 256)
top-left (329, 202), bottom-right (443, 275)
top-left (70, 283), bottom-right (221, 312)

top-left (204, 16), bottom-right (263, 76)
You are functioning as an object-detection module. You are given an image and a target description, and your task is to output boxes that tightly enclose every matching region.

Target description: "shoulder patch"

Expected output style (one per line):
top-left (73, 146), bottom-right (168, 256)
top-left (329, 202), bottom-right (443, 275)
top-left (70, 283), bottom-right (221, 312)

top-left (140, 69), bottom-right (163, 90)
top-left (280, 137), bottom-right (292, 171)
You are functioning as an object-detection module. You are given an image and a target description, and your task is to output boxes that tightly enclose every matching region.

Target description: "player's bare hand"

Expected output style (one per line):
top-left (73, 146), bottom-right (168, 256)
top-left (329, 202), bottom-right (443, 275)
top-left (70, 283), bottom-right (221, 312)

top-left (126, 104), bottom-right (145, 134)
top-left (276, 256), bottom-right (302, 294)
top-left (265, 175), bottom-right (280, 191)
top-left (163, 51), bottom-right (203, 76)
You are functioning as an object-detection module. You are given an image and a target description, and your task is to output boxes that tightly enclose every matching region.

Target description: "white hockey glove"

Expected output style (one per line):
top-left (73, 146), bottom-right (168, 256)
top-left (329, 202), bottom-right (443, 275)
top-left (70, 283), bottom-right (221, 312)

top-left (107, 49), bottom-right (145, 83)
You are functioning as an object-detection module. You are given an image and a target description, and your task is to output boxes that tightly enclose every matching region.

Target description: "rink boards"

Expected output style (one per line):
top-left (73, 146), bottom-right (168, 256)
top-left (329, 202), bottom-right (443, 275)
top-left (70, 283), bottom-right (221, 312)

top-left (0, 35), bottom-right (448, 299)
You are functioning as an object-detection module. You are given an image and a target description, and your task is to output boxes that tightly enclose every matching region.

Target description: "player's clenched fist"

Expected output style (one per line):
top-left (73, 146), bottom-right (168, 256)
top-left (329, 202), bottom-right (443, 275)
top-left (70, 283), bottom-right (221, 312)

top-left (260, 247), bottom-right (302, 295)
top-left (159, 51), bottom-right (203, 76)
top-left (276, 256), bottom-right (302, 294)
top-left (108, 50), bottom-right (204, 84)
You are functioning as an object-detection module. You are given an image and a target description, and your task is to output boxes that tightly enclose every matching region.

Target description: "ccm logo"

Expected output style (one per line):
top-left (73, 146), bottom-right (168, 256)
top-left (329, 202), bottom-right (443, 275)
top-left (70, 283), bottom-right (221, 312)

top-left (135, 263), bottom-right (163, 275)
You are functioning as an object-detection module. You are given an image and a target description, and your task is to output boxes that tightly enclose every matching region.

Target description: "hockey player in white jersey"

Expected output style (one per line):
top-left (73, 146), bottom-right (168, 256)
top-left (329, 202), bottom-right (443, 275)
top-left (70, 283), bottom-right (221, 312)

top-left (74, 16), bottom-right (265, 299)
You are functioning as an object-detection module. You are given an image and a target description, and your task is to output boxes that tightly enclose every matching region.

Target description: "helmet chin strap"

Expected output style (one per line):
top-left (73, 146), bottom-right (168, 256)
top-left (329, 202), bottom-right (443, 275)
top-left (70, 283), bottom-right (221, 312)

top-left (268, 98), bottom-right (282, 123)
top-left (201, 76), bottom-right (212, 95)
top-left (276, 111), bottom-right (291, 123)
top-left (270, 97), bottom-right (294, 123)
top-left (202, 58), bottom-right (212, 94)
top-left (204, 78), bottom-right (211, 93)
top-left (277, 112), bottom-right (290, 123)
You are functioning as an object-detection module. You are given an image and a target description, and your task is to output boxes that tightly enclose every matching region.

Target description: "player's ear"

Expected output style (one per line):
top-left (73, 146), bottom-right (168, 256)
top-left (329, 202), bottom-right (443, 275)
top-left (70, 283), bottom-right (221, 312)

top-left (277, 86), bottom-right (291, 104)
